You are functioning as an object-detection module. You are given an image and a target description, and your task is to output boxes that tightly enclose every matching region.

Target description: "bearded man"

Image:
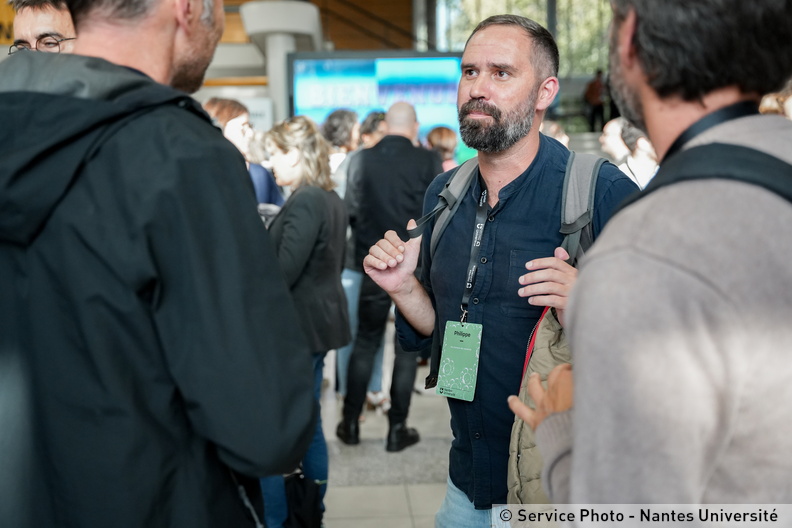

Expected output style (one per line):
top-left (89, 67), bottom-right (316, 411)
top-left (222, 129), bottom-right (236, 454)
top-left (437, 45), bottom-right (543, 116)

top-left (0, 0), bottom-right (317, 526)
top-left (360, 14), bottom-right (637, 527)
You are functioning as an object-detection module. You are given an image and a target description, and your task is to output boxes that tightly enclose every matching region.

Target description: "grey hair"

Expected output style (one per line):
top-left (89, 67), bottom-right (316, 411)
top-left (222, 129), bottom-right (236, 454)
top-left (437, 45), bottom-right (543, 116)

top-left (65, 0), bottom-right (215, 28)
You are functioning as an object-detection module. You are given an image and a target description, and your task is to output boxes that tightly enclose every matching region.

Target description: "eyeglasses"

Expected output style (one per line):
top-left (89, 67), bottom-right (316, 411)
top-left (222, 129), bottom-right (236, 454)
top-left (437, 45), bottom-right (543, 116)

top-left (8, 36), bottom-right (76, 56)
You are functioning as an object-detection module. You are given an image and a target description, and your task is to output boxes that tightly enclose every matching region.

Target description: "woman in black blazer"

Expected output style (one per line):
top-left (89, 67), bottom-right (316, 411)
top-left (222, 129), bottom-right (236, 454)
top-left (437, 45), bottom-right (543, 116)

top-left (260, 115), bottom-right (350, 527)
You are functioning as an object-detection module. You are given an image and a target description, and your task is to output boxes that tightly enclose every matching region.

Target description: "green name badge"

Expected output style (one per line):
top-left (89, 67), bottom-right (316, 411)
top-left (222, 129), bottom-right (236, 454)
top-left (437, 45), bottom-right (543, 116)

top-left (436, 321), bottom-right (483, 402)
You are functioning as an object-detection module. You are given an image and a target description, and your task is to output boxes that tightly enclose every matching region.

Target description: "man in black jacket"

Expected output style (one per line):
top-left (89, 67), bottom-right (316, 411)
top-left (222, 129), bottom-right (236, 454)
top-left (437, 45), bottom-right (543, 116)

top-left (0, 0), bottom-right (315, 526)
top-left (338, 101), bottom-right (443, 451)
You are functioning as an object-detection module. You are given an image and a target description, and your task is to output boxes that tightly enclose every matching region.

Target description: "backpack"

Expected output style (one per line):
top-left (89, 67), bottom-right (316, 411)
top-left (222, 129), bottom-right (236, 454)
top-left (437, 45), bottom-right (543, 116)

top-left (414, 151), bottom-right (607, 390)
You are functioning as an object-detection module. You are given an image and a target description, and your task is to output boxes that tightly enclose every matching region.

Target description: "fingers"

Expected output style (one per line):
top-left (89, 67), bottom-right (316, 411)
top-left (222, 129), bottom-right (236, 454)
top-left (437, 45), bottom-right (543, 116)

top-left (546, 364), bottom-right (574, 412)
top-left (406, 217), bottom-right (420, 234)
top-left (363, 231), bottom-right (406, 270)
top-left (507, 395), bottom-right (538, 429)
top-left (526, 372), bottom-right (547, 412)
top-left (522, 255), bottom-right (577, 281)
top-left (518, 247), bottom-right (579, 307)
top-left (554, 246), bottom-right (570, 261)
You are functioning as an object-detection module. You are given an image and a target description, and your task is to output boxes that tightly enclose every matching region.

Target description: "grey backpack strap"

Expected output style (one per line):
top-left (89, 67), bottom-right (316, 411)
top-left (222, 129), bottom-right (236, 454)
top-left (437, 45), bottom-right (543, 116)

top-left (407, 158), bottom-right (479, 259)
top-left (430, 158), bottom-right (478, 259)
top-left (559, 151), bottom-right (606, 266)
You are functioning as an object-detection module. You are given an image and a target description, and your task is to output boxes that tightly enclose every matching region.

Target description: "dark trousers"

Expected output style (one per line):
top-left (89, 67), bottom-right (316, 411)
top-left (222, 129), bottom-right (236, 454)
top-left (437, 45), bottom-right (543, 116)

top-left (342, 274), bottom-right (419, 426)
top-left (588, 103), bottom-right (605, 132)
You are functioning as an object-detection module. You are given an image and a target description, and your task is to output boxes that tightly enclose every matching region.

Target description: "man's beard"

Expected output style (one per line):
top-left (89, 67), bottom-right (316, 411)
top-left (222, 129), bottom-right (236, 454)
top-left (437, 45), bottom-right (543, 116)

top-left (458, 88), bottom-right (537, 153)
top-left (171, 18), bottom-right (222, 93)
top-left (608, 25), bottom-right (647, 133)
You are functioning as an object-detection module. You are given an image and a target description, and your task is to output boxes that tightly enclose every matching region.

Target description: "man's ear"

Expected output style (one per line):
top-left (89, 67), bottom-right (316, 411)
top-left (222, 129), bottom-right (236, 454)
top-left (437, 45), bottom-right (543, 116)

top-left (617, 9), bottom-right (639, 70)
top-left (535, 77), bottom-right (560, 112)
top-left (174, 0), bottom-right (196, 32)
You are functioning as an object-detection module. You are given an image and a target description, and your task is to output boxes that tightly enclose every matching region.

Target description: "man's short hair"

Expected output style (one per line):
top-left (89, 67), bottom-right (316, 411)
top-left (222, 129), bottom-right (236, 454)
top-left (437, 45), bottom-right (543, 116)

top-left (611, 0), bottom-right (792, 101)
top-left (466, 14), bottom-right (559, 81)
top-left (11, 0), bottom-right (68, 11)
top-left (321, 108), bottom-right (358, 149)
top-left (64, 0), bottom-right (214, 28)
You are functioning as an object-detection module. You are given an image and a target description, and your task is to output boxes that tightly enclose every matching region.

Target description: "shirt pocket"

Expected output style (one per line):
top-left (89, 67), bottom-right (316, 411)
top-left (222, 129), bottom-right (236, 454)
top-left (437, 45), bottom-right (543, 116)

top-left (501, 249), bottom-right (545, 318)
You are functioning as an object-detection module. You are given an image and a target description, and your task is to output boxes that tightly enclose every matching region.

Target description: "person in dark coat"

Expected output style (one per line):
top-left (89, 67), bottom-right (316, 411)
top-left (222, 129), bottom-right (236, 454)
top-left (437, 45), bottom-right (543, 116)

top-left (261, 115), bottom-right (351, 527)
top-left (0, 0), bottom-right (316, 526)
top-left (337, 102), bottom-right (444, 452)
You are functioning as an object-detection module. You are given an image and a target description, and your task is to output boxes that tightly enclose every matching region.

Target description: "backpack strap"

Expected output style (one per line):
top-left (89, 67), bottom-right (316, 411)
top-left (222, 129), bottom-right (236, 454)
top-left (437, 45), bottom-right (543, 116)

top-left (407, 158), bottom-right (479, 259)
top-left (620, 143), bottom-right (792, 210)
top-left (559, 152), bottom-right (606, 266)
top-left (520, 151), bottom-right (605, 379)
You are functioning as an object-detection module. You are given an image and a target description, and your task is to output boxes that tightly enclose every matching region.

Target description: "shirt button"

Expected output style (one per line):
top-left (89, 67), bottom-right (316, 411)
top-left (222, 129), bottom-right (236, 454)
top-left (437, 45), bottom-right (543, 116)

top-left (474, 433), bottom-right (481, 439)
top-left (472, 298), bottom-right (479, 305)
top-left (480, 257), bottom-right (487, 264)
top-left (488, 216), bottom-right (495, 222)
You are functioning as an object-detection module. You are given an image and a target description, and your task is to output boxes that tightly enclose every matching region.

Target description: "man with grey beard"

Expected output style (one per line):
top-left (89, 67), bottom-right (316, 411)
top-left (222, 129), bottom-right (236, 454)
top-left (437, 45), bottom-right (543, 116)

top-left (0, 0), bottom-right (316, 526)
top-left (361, 14), bottom-right (637, 526)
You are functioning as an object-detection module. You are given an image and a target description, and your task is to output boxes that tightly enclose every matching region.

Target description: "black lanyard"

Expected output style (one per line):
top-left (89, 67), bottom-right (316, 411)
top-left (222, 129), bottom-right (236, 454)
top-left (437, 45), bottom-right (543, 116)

top-left (460, 188), bottom-right (489, 322)
top-left (664, 101), bottom-right (759, 162)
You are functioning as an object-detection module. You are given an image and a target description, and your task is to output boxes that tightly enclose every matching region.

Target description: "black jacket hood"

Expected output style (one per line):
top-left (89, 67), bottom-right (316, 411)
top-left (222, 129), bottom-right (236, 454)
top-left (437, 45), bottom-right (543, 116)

top-left (0, 52), bottom-right (208, 246)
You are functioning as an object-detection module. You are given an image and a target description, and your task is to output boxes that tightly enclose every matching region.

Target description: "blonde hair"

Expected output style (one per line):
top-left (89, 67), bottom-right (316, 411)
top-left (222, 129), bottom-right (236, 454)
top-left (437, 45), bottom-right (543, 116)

top-left (760, 81), bottom-right (792, 117)
top-left (266, 116), bottom-right (334, 191)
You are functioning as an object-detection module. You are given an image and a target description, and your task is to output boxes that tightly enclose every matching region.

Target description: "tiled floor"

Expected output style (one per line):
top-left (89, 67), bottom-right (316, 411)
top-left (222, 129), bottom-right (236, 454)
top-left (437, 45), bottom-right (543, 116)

top-left (320, 322), bottom-right (452, 528)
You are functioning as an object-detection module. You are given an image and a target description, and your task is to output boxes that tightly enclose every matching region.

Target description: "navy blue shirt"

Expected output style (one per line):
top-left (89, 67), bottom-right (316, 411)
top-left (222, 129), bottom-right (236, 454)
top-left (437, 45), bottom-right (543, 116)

top-left (396, 135), bottom-right (638, 508)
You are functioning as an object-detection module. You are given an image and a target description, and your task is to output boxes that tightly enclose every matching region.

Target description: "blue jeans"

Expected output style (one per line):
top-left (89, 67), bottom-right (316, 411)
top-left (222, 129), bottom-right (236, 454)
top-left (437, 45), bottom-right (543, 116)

top-left (337, 268), bottom-right (384, 396)
top-left (261, 353), bottom-right (328, 528)
top-left (435, 477), bottom-right (511, 528)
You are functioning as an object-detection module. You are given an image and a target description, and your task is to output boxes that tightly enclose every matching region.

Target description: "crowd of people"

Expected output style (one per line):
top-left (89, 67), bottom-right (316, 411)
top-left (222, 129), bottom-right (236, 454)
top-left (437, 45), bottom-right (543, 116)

top-left (2, 0), bottom-right (792, 527)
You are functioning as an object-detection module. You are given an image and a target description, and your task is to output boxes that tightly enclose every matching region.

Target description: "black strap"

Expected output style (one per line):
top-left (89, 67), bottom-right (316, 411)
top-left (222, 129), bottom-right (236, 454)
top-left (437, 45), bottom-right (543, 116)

top-left (620, 143), bottom-right (792, 211)
top-left (407, 159), bottom-right (478, 243)
top-left (664, 101), bottom-right (759, 161)
top-left (459, 189), bottom-right (489, 321)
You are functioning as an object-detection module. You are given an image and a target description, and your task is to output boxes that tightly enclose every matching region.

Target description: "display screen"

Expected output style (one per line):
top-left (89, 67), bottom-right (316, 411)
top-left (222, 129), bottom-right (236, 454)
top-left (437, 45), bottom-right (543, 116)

top-left (288, 51), bottom-right (475, 161)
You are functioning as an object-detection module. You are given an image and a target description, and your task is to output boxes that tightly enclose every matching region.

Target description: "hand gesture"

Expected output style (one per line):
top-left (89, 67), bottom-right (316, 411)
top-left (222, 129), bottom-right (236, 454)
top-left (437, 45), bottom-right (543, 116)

top-left (517, 247), bottom-right (577, 326)
top-left (508, 363), bottom-right (574, 431)
top-left (363, 219), bottom-right (422, 296)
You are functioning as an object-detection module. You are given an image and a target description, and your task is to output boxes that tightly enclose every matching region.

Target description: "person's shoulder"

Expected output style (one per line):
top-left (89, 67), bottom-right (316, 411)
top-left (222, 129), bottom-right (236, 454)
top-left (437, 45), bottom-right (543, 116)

top-left (127, 100), bottom-right (230, 156)
top-left (595, 160), bottom-right (641, 202)
top-left (426, 162), bottom-right (465, 196)
top-left (295, 185), bottom-right (341, 208)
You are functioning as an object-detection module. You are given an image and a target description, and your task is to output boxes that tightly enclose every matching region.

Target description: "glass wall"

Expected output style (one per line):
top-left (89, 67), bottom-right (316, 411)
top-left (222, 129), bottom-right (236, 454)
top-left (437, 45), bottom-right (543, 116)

top-left (436, 0), bottom-right (610, 78)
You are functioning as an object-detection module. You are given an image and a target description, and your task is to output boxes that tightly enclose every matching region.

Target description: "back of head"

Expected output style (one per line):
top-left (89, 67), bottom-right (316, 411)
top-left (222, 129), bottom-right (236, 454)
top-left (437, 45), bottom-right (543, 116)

top-left (321, 109), bottom-right (358, 150)
top-left (466, 14), bottom-right (559, 80)
top-left (426, 126), bottom-right (457, 159)
top-left (611, 0), bottom-right (792, 101)
top-left (268, 115), bottom-right (334, 191)
top-left (65, 0), bottom-right (216, 29)
top-left (385, 101), bottom-right (417, 138)
top-left (203, 97), bottom-right (248, 129)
